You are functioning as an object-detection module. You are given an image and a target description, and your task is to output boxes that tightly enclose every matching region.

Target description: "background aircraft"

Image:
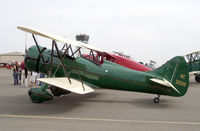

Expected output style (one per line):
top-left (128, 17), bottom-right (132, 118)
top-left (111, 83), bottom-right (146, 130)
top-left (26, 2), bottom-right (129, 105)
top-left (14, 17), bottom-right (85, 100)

top-left (84, 52), bottom-right (152, 72)
top-left (17, 26), bottom-right (189, 104)
top-left (185, 51), bottom-right (200, 82)
top-left (75, 33), bottom-right (152, 72)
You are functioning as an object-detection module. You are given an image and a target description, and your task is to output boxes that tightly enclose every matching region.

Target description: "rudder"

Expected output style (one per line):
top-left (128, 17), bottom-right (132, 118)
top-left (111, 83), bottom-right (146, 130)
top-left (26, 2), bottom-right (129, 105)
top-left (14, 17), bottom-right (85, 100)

top-left (151, 56), bottom-right (189, 96)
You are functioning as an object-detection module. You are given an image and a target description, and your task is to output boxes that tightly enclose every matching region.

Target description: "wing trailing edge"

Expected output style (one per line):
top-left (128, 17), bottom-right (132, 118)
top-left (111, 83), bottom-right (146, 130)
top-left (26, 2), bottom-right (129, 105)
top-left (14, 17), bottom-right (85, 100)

top-left (150, 78), bottom-right (181, 94)
top-left (38, 77), bottom-right (94, 94)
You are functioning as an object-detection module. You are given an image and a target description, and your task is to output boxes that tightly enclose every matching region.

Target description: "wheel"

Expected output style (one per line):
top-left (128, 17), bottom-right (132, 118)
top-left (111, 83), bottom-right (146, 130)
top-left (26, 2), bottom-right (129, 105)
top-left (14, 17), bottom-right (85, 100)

top-left (153, 97), bottom-right (159, 103)
top-left (195, 74), bottom-right (200, 83)
top-left (50, 86), bottom-right (71, 97)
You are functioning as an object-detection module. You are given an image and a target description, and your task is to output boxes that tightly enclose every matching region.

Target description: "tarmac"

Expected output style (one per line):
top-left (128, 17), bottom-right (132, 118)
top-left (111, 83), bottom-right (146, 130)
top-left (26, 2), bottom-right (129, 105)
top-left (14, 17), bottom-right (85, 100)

top-left (0, 69), bottom-right (200, 131)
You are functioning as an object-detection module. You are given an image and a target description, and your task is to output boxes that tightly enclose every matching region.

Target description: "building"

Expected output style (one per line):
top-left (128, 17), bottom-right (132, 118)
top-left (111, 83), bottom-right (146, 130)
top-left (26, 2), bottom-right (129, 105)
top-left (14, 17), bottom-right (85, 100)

top-left (0, 52), bottom-right (24, 63)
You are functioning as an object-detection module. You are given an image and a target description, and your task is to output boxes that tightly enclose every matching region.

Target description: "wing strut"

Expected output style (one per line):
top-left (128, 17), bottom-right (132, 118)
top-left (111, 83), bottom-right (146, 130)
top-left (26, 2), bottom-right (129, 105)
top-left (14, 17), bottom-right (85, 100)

top-left (49, 40), bottom-right (55, 77)
top-left (50, 42), bottom-right (85, 91)
top-left (51, 44), bottom-right (71, 77)
top-left (54, 41), bottom-right (72, 84)
top-left (74, 59), bottom-right (85, 91)
top-left (32, 34), bottom-right (49, 73)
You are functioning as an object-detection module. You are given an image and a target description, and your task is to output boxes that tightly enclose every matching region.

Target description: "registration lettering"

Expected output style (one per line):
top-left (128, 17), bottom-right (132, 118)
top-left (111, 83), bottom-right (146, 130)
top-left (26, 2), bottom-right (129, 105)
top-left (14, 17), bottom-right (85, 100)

top-left (175, 79), bottom-right (186, 87)
top-left (180, 74), bottom-right (186, 80)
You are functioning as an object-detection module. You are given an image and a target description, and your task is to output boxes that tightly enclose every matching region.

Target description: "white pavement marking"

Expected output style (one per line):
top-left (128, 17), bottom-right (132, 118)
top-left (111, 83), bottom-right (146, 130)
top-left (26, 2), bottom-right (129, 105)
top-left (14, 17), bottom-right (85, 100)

top-left (0, 114), bottom-right (200, 125)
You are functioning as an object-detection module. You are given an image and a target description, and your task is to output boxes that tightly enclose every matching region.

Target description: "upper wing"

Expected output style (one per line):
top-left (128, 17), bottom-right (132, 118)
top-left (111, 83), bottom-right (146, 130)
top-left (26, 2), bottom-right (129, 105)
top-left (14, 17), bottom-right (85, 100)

top-left (150, 78), bottom-right (181, 94)
top-left (17, 26), bottom-right (104, 52)
top-left (38, 77), bottom-right (94, 94)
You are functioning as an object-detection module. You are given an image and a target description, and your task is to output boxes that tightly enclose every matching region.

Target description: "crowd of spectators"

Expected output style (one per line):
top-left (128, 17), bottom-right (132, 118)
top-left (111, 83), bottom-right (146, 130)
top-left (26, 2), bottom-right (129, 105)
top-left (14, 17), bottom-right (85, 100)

top-left (12, 61), bottom-right (45, 87)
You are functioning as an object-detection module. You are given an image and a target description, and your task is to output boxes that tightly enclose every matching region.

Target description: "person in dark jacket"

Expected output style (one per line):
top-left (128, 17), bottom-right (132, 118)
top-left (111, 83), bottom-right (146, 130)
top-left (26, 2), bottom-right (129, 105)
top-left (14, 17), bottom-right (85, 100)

top-left (13, 65), bottom-right (18, 85)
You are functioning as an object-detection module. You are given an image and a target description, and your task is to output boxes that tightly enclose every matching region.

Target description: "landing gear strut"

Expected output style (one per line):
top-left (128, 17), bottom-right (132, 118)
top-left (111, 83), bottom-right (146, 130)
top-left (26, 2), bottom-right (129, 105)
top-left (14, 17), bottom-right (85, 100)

top-left (153, 94), bottom-right (160, 103)
top-left (50, 86), bottom-right (71, 97)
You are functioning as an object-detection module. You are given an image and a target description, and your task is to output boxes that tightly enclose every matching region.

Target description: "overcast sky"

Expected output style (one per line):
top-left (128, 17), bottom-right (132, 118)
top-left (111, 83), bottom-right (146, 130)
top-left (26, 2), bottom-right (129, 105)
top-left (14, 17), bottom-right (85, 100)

top-left (1, 0), bottom-right (200, 65)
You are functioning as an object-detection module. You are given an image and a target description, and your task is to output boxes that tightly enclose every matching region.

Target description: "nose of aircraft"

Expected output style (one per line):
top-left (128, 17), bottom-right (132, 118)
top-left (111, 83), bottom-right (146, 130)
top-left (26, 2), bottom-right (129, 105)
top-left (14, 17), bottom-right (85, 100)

top-left (24, 45), bottom-right (46, 72)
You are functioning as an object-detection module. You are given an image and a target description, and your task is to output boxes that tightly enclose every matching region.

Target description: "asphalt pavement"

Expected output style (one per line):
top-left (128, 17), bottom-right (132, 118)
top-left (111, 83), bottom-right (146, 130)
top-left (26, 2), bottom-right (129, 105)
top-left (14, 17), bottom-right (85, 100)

top-left (0, 69), bottom-right (200, 131)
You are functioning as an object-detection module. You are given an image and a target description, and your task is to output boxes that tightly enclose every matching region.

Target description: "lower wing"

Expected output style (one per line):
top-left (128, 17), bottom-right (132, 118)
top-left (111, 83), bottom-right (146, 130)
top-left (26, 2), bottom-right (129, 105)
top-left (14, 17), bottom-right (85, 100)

top-left (38, 77), bottom-right (94, 94)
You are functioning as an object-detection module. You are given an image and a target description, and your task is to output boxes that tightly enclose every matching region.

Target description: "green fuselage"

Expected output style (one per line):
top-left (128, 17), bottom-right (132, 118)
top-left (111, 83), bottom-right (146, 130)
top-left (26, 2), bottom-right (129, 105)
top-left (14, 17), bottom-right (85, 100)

top-left (25, 45), bottom-right (188, 97)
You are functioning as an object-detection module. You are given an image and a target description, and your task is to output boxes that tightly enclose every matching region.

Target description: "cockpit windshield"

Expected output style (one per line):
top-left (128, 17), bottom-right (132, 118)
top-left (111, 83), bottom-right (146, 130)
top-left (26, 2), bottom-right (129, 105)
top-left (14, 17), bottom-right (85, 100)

top-left (82, 51), bottom-right (104, 65)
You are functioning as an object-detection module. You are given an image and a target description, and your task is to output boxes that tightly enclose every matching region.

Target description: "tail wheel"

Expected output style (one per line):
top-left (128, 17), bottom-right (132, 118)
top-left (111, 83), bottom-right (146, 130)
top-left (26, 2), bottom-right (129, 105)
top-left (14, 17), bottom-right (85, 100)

top-left (153, 94), bottom-right (160, 103)
top-left (153, 97), bottom-right (159, 103)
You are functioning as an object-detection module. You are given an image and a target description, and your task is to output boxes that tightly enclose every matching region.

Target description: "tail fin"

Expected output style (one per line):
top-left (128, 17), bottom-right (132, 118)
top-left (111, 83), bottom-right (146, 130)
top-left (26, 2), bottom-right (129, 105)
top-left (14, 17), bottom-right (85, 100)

top-left (150, 56), bottom-right (189, 96)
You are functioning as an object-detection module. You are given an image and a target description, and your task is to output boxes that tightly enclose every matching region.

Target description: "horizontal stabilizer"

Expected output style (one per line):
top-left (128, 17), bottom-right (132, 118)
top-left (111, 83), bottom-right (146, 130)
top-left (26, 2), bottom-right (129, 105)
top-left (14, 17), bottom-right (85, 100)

top-left (150, 78), bottom-right (181, 94)
top-left (38, 78), bottom-right (94, 94)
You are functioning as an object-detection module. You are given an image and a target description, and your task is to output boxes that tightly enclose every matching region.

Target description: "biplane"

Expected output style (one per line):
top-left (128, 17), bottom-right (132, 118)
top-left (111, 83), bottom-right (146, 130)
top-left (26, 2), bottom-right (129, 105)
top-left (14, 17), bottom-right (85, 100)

top-left (17, 26), bottom-right (189, 103)
top-left (185, 51), bottom-right (200, 82)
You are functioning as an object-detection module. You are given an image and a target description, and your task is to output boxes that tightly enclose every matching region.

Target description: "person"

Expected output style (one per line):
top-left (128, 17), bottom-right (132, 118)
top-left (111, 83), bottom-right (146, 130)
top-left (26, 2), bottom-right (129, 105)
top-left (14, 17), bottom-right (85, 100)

top-left (15, 61), bottom-right (19, 85)
top-left (21, 61), bottom-right (25, 86)
top-left (18, 69), bottom-right (22, 85)
top-left (39, 73), bottom-right (45, 86)
top-left (24, 67), bottom-right (28, 88)
top-left (35, 72), bottom-right (39, 87)
top-left (30, 71), bottom-right (37, 87)
top-left (13, 66), bottom-right (18, 85)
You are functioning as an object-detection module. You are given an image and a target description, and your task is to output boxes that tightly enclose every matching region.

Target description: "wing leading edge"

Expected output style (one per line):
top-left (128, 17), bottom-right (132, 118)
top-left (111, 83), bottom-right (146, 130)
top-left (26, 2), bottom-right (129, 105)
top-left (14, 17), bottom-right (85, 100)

top-left (38, 77), bottom-right (94, 94)
top-left (17, 26), bottom-right (103, 52)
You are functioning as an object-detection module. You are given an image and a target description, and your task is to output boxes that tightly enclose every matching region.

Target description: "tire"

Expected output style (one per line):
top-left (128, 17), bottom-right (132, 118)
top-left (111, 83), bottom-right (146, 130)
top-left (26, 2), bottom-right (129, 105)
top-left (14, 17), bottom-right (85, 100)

top-left (153, 97), bottom-right (159, 103)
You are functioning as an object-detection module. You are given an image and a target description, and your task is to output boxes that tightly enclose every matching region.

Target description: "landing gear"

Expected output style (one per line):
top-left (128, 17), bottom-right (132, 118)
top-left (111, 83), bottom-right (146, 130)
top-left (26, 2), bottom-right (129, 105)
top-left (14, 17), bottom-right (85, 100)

top-left (153, 94), bottom-right (160, 103)
top-left (50, 86), bottom-right (71, 97)
top-left (195, 74), bottom-right (200, 83)
top-left (28, 87), bottom-right (53, 103)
